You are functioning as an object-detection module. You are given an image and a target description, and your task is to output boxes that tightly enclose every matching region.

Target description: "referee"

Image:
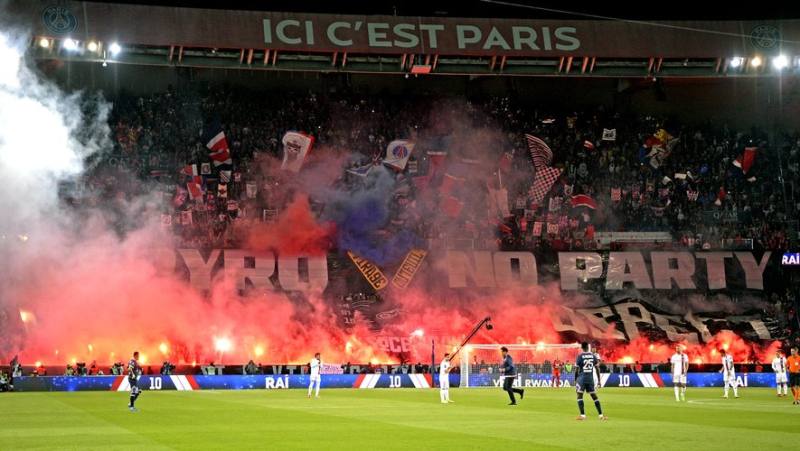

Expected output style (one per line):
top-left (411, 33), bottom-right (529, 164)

top-left (788, 346), bottom-right (800, 405)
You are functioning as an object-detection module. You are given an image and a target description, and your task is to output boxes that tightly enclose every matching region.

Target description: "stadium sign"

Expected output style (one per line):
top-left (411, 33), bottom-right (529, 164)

top-left (782, 252), bottom-right (800, 265)
top-left (9, 2), bottom-right (800, 58)
top-left (12, 373), bottom-right (781, 392)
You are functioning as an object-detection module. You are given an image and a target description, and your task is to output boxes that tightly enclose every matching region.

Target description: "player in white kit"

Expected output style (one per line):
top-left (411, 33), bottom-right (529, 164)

top-left (719, 349), bottom-right (738, 398)
top-left (670, 345), bottom-right (688, 402)
top-left (308, 352), bottom-right (321, 398)
top-left (439, 352), bottom-right (453, 403)
top-left (772, 350), bottom-right (788, 397)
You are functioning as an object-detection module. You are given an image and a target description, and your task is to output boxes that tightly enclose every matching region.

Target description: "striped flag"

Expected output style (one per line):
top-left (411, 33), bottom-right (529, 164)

top-left (220, 170), bottom-right (232, 183)
top-left (182, 164), bottom-right (198, 177)
top-left (203, 120), bottom-right (233, 167)
top-left (525, 134), bottom-right (553, 169)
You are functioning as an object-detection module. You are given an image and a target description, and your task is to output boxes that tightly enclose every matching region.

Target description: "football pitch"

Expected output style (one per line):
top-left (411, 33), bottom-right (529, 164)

top-left (1, 387), bottom-right (798, 450)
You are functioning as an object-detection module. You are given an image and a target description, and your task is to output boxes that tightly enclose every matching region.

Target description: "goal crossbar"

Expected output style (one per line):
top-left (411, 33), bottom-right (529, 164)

top-left (459, 343), bottom-right (582, 388)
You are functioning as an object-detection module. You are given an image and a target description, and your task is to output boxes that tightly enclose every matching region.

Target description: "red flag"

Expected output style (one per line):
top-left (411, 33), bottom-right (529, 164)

top-left (733, 147), bottom-right (757, 174)
top-left (187, 181), bottom-right (202, 200)
top-left (439, 195), bottom-right (464, 218)
top-left (203, 121), bottom-right (233, 167)
top-left (714, 188), bottom-right (727, 206)
top-left (572, 194), bottom-right (598, 210)
top-left (440, 173), bottom-right (465, 196)
top-left (182, 164), bottom-right (198, 176)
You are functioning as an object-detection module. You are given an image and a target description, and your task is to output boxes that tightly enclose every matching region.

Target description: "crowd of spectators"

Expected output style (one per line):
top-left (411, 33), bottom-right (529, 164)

top-left (65, 84), bottom-right (800, 255)
top-left (54, 82), bottom-right (799, 344)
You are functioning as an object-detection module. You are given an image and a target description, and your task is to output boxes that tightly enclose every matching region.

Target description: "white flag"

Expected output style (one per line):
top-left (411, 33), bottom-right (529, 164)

top-left (383, 139), bottom-right (415, 170)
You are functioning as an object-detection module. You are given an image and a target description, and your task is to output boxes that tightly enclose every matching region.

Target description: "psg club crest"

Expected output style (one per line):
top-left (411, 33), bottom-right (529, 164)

top-left (392, 145), bottom-right (409, 160)
top-left (749, 25), bottom-right (782, 53)
top-left (42, 5), bottom-right (78, 34)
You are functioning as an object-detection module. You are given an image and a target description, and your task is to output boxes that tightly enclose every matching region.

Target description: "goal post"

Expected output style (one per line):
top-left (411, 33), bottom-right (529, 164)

top-left (458, 343), bottom-right (582, 388)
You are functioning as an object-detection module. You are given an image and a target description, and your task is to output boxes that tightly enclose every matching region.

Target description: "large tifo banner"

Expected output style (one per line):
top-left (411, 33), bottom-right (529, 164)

top-left (13, 373), bottom-right (780, 392)
top-left (165, 249), bottom-right (784, 346)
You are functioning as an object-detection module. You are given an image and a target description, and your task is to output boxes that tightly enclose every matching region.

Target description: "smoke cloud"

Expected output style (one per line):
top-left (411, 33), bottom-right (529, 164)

top-left (0, 30), bottom-right (782, 371)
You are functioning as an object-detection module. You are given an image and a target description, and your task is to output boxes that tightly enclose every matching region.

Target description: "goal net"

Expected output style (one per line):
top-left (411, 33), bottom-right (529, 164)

top-left (458, 343), bottom-right (582, 388)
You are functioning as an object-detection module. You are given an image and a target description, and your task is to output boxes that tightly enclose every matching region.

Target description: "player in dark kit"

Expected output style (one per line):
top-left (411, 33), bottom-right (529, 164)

top-left (127, 351), bottom-right (142, 412)
top-left (574, 342), bottom-right (607, 420)
top-left (499, 347), bottom-right (524, 405)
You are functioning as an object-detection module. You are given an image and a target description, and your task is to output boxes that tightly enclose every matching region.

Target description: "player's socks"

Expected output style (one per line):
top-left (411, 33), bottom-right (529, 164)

top-left (674, 386), bottom-right (680, 401)
top-left (593, 399), bottom-right (602, 415)
top-left (129, 395), bottom-right (136, 407)
top-left (681, 387), bottom-right (686, 401)
top-left (577, 399), bottom-right (585, 415)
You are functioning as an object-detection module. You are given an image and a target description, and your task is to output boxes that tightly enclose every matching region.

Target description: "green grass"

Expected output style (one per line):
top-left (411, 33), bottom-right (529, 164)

top-left (0, 387), bottom-right (798, 450)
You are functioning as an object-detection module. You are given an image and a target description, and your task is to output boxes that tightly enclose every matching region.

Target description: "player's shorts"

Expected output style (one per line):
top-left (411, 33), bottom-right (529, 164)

top-left (723, 373), bottom-right (736, 385)
top-left (775, 373), bottom-right (788, 384)
top-left (129, 376), bottom-right (140, 394)
top-left (309, 374), bottom-right (321, 383)
top-left (553, 371), bottom-right (561, 378)
top-left (790, 373), bottom-right (800, 387)
top-left (439, 376), bottom-right (450, 390)
top-left (672, 374), bottom-right (687, 385)
top-left (575, 378), bottom-right (596, 394)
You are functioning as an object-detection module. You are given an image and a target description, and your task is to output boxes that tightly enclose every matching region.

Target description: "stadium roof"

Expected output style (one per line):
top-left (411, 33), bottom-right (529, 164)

top-left (6, 0), bottom-right (800, 78)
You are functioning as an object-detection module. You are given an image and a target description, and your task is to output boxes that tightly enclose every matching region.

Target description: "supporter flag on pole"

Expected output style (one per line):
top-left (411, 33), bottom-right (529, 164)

top-left (383, 139), bottom-right (415, 170)
top-left (246, 181), bottom-right (257, 199)
top-left (497, 150), bottom-right (514, 173)
top-left (439, 195), bottom-right (464, 218)
top-left (281, 131), bottom-right (314, 173)
top-left (181, 210), bottom-right (193, 225)
top-left (602, 128), bottom-right (617, 141)
top-left (182, 164), bottom-right (198, 177)
top-left (714, 188), bottom-right (727, 206)
top-left (733, 147), bottom-right (758, 181)
top-left (572, 194), bottom-right (598, 210)
top-left (583, 140), bottom-right (595, 150)
top-left (487, 186), bottom-right (510, 219)
top-left (202, 120), bottom-right (233, 167)
top-left (173, 187), bottom-right (188, 207)
top-left (346, 163), bottom-right (374, 178)
top-left (440, 173), bottom-right (465, 196)
top-left (187, 180), bottom-right (203, 200)
top-left (525, 134), bottom-right (553, 169)
top-left (530, 167), bottom-right (562, 208)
